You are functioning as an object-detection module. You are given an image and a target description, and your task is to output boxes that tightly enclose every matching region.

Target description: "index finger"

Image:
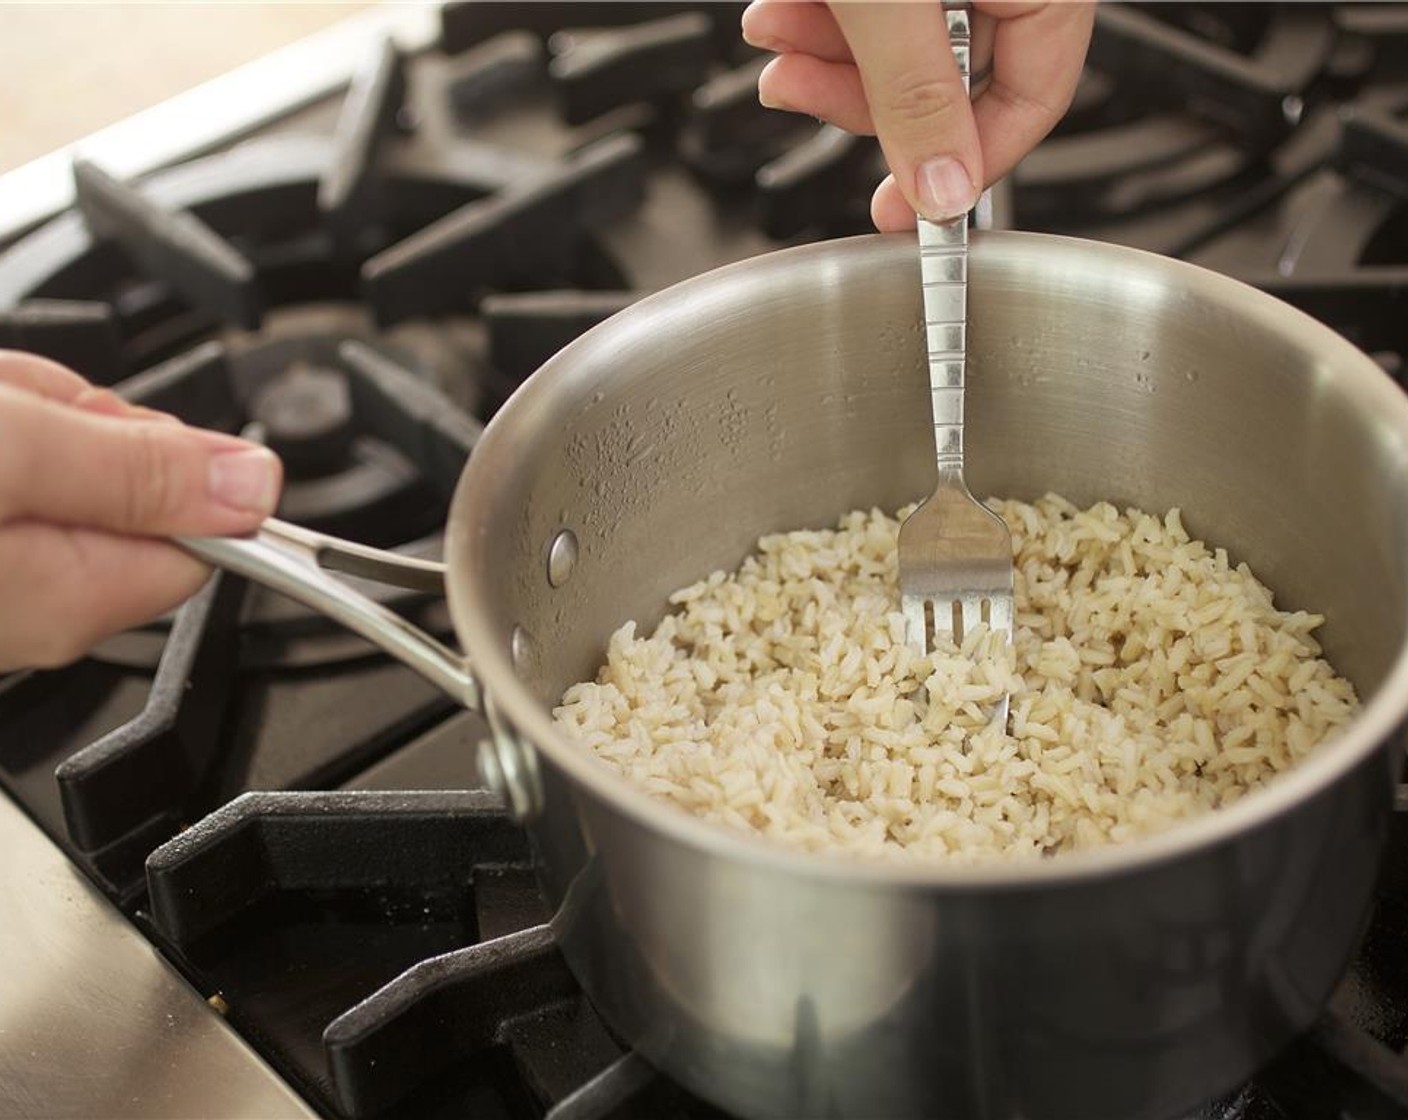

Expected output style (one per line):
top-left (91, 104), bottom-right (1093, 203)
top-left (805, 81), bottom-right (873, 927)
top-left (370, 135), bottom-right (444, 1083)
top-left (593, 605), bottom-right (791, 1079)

top-left (972, 0), bottom-right (1095, 182)
top-left (0, 349), bottom-right (92, 403)
top-left (0, 349), bottom-right (182, 425)
top-left (828, 2), bottom-right (983, 221)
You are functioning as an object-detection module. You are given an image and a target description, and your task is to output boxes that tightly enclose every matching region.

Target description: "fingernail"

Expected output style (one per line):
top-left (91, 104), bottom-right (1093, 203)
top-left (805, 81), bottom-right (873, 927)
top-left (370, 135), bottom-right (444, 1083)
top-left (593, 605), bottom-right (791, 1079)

top-left (757, 56), bottom-right (787, 109)
top-left (208, 447), bottom-right (280, 514)
top-left (916, 156), bottom-right (977, 222)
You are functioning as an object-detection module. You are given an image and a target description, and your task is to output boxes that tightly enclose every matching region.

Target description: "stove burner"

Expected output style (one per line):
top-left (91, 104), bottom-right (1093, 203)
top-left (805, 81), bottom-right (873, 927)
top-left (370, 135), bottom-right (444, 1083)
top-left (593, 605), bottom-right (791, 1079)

top-left (439, 1), bottom-right (747, 61)
top-left (1334, 6), bottom-right (1408, 84)
top-left (34, 567), bottom-right (459, 905)
top-left (547, 13), bottom-right (715, 126)
top-left (139, 790), bottom-right (1408, 1120)
top-left (109, 332), bottom-right (476, 545)
top-left (482, 289), bottom-right (639, 384)
top-left (447, 31), bottom-right (543, 121)
top-left (73, 159), bottom-right (263, 330)
top-left (319, 38), bottom-right (409, 250)
top-left (54, 573), bottom-right (241, 889)
top-left (757, 125), bottom-right (884, 240)
top-left (141, 790), bottom-right (734, 1120)
top-left (1339, 94), bottom-right (1408, 202)
top-left (0, 298), bottom-right (124, 381)
top-left (362, 133), bottom-right (645, 325)
top-left (1087, 5), bottom-right (1331, 139)
top-left (679, 57), bottom-right (810, 187)
top-left (251, 363), bottom-right (355, 475)
top-left (220, 300), bottom-right (488, 416)
top-left (1187, 88), bottom-right (1408, 369)
top-left (1015, 4), bottom-right (1340, 254)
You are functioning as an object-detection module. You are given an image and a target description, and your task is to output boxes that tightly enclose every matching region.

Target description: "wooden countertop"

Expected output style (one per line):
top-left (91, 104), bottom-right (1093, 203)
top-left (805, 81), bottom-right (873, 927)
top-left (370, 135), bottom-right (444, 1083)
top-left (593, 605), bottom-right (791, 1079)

top-left (0, 3), bottom-right (371, 174)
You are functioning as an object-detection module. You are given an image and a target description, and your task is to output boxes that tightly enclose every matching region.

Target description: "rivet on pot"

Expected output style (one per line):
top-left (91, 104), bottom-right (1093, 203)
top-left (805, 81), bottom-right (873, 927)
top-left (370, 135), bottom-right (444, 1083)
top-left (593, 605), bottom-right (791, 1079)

top-left (511, 625), bottom-right (535, 673)
top-left (547, 529), bottom-right (578, 587)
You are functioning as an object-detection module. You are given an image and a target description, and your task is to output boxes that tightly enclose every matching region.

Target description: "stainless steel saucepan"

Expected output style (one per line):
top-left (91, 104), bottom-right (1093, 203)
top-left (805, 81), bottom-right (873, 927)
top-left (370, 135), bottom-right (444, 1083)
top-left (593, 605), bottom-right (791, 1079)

top-left (183, 232), bottom-right (1408, 1120)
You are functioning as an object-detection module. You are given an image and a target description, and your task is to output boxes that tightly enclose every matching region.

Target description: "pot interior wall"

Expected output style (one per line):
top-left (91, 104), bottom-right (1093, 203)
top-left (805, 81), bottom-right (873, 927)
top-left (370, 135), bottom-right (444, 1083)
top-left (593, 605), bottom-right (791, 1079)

top-left (465, 233), bottom-right (1408, 719)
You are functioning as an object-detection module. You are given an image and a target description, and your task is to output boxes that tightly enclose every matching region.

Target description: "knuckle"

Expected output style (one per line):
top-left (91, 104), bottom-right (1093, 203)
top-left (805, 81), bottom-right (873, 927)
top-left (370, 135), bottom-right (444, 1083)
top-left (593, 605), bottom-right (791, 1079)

top-left (884, 73), bottom-right (965, 125)
top-left (990, 78), bottom-right (1063, 123)
top-left (119, 426), bottom-right (177, 531)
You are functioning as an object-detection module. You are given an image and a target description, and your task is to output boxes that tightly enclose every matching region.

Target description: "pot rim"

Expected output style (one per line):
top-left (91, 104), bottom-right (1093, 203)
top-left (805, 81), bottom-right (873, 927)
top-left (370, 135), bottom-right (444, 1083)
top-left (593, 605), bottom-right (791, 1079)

top-left (450, 231), bottom-right (1408, 889)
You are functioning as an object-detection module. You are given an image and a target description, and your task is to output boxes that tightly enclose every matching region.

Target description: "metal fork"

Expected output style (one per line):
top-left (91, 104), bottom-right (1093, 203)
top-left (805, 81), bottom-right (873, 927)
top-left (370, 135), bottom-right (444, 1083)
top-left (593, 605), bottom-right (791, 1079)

top-left (897, 7), bottom-right (1014, 688)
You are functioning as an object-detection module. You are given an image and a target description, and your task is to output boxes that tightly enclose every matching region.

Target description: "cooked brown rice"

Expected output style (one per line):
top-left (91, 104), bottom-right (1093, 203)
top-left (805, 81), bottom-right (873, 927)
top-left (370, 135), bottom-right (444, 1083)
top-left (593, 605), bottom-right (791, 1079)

top-left (553, 494), bottom-right (1359, 862)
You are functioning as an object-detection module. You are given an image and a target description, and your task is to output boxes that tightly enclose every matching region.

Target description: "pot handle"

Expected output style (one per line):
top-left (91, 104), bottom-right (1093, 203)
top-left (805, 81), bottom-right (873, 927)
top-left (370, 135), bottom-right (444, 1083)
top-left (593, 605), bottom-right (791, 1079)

top-left (179, 519), bottom-right (480, 711)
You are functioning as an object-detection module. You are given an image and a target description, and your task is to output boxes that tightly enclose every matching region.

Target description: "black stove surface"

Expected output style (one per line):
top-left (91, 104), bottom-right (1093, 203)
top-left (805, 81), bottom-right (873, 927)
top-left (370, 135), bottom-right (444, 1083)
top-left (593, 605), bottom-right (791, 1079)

top-left (3, 4), bottom-right (1408, 1119)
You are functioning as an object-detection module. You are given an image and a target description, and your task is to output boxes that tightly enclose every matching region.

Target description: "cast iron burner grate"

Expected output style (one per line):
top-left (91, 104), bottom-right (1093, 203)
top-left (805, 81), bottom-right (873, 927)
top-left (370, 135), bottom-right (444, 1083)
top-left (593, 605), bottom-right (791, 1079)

top-left (3, 3), bottom-right (1408, 1118)
top-left (137, 790), bottom-right (730, 1120)
top-left (1191, 76), bottom-right (1408, 371)
top-left (137, 790), bottom-right (1408, 1120)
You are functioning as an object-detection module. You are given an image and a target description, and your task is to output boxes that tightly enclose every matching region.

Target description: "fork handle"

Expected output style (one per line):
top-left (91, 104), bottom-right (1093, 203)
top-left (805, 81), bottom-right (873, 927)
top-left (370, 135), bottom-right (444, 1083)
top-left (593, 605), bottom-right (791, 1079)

top-left (919, 6), bottom-right (971, 479)
top-left (919, 214), bottom-right (968, 477)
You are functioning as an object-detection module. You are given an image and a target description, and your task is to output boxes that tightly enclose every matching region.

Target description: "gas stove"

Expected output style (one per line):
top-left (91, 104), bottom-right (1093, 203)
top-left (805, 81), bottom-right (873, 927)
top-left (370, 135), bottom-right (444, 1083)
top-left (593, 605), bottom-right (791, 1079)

top-left (3, 4), bottom-right (1408, 1118)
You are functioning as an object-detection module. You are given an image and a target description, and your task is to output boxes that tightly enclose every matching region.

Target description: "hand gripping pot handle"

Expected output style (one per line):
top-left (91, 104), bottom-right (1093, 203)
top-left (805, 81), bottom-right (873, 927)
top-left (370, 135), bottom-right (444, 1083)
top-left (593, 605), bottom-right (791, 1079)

top-left (180, 521), bottom-right (542, 817)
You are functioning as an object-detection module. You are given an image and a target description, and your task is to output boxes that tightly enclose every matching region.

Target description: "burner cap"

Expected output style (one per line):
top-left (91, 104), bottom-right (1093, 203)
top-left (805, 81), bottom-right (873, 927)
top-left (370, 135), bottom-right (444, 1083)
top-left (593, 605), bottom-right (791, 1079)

top-left (251, 362), bottom-right (355, 475)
